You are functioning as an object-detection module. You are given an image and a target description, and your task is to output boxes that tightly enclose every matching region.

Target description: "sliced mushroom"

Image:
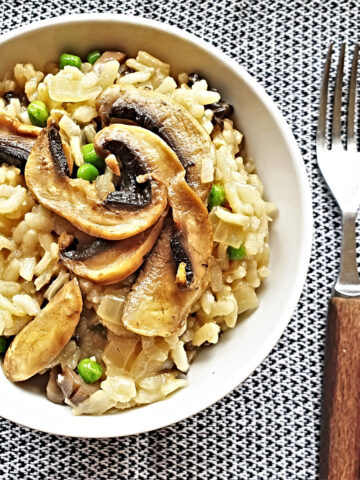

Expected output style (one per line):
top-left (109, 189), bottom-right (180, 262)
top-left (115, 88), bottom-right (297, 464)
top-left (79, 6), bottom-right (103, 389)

top-left (0, 113), bottom-right (40, 172)
top-left (3, 278), bottom-right (82, 382)
top-left (57, 366), bottom-right (99, 406)
top-left (94, 124), bottom-right (212, 290)
top-left (96, 85), bottom-right (214, 201)
top-left (46, 366), bottom-right (65, 405)
top-left (60, 211), bottom-right (166, 284)
top-left (168, 173), bottom-right (212, 290)
top-left (93, 51), bottom-right (126, 74)
top-left (25, 120), bottom-right (167, 240)
top-left (122, 219), bottom-right (208, 337)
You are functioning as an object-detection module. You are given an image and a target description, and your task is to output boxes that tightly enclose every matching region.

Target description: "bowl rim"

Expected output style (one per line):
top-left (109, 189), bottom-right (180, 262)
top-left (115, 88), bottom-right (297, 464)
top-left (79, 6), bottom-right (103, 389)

top-left (0, 13), bottom-right (313, 438)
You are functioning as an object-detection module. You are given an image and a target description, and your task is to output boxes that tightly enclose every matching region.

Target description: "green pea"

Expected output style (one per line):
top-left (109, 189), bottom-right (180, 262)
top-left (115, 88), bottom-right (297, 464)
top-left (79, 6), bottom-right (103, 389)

top-left (59, 53), bottom-right (82, 69)
top-left (227, 245), bottom-right (246, 261)
top-left (0, 337), bottom-right (7, 354)
top-left (82, 143), bottom-right (105, 170)
top-left (208, 184), bottom-right (226, 210)
top-left (78, 358), bottom-right (103, 384)
top-left (87, 50), bottom-right (101, 64)
top-left (77, 163), bottom-right (99, 182)
top-left (27, 101), bottom-right (49, 127)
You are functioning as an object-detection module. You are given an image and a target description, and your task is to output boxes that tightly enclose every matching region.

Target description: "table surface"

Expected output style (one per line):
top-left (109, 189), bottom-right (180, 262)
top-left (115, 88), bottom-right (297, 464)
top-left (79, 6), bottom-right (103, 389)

top-left (0, 0), bottom-right (357, 478)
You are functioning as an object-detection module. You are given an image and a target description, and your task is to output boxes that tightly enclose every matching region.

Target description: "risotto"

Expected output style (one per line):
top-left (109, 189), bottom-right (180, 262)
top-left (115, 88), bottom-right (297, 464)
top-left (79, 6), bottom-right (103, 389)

top-left (0, 49), bottom-right (276, 415)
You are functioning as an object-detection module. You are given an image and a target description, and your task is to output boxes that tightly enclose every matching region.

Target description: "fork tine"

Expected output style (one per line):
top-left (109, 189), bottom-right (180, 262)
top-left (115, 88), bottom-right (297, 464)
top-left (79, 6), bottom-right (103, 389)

top-left (332, 43), bottom-right (346, 146)
top-left (317, 44), bottom-right (333, 147)
top-left (347, 44), bottom-right (359, 150)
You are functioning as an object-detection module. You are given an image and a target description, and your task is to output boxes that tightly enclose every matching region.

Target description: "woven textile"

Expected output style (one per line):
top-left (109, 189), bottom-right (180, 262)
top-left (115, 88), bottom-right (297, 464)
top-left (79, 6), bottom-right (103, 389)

top-left (0, 0), bottom-right (358, 478)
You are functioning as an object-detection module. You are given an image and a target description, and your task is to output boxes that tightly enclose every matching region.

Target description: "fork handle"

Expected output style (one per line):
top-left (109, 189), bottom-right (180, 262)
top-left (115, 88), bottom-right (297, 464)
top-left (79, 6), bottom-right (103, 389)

top-left (320, 297), bottom-right (360, 480)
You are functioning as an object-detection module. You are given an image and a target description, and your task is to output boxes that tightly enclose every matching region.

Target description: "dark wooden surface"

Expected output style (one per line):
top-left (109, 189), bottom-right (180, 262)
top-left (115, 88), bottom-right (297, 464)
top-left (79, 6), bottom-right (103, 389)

top-left (320, 297), bottom-right (360, 480)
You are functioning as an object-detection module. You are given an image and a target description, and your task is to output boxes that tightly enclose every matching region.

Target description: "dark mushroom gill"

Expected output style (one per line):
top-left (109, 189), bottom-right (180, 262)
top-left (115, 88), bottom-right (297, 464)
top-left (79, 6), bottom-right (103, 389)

top-left (61, 237), bottom-right (110, 262)
top-left (0, 114), bottom-right (40, 172)
top-left (48, 124), bottom-right (69, 176)
top-left (100, 139), bottom-right (152, 210)
top-left (170, 231), bottom-right (193, 287)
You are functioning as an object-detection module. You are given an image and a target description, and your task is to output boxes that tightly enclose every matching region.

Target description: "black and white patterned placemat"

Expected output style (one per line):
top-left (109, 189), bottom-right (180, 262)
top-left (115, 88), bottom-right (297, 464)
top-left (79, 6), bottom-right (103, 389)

top-left (0, 0), bottom-right (358, 478)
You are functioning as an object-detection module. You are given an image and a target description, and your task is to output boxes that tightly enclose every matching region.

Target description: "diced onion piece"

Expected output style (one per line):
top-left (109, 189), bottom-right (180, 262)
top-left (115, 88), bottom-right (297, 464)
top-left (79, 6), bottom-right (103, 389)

top-left (233, 282), bottom-right (258, 314)
top-left (97, 295), bottom-right (126, 324)
top-left (71, 390), bottom-right (116, 416)
top-left (212, 218), bottom-right (245, 248)
top-left (236, 183), bottom-right (262, 205)
top-left (214, 206), bottom-right (250, 228)
top-left (49, 76), bottom-right (102, 102)
top-left (48, 68), bottom-right (102, 102)
top-left (101, 376), bottom-right (136, 403)
top-left (161, 375), bottom-right (188, 396)
top-left (136, 373), bottom-right (187, 404)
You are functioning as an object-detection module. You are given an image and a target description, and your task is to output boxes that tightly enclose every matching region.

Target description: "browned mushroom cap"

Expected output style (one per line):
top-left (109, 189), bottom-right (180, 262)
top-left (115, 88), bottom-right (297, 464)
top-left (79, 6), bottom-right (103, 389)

top-left (96, 85), bottom-right (214, 201)
top-left (24, 120), bottom-right (167, 240)
top-left (59, 211), bottom-right (166, 284)
top-left (94, 124), bottom-right (212, 290)
top-left (0, 113), bottom-right (40, 172)
top-left (122, 218), bottom-right (209, 337)
top-left (3, 278), bottom-right (82, 382)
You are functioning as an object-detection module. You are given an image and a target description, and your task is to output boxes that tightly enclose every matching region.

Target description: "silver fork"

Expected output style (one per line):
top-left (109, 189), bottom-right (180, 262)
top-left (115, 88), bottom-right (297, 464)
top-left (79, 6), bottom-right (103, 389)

top-left (317, 44), bottom-right (360, 480)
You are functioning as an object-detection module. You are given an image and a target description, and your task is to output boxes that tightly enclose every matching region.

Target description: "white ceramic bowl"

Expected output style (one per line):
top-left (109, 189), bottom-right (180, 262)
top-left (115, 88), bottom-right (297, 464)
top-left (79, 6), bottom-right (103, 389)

top-left (0, 14), bottom-right (312, 438)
